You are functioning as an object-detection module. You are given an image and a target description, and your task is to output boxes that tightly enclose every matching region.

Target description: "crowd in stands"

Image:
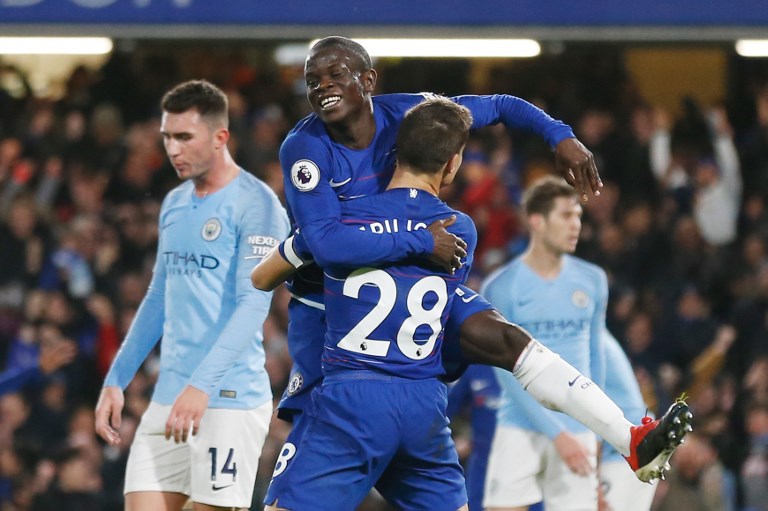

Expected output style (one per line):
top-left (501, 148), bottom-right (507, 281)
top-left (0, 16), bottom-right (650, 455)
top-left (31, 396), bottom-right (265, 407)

top-left (0, 46), bottom-right (767, 510)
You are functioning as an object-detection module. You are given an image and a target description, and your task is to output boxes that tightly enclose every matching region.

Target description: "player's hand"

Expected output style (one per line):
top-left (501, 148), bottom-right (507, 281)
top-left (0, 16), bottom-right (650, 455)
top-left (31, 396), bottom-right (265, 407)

top-left (554, 137), bottom-right (602, 202)
top-left (427, 216), bottom-right (467, 274)
top-left (165, 385), bottom-right (209, 444)
top-left (95, 386), bottom-right (125, 446)
top-left (38, 338), bottom-right (77, 374)
top-left (553, 431), bottom-right (593, 476)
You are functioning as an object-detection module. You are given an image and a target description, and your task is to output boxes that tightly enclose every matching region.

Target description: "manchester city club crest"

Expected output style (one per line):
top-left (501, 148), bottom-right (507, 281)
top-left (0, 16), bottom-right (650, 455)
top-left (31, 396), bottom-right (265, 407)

top-left (290, 159), bottom-right (320, 192)
top-left (571, 289), bottom-right (590, 308)
top-left (201, 218), bottom-right (222, 241)
top-left (287, 372), bottom-right (304, 395)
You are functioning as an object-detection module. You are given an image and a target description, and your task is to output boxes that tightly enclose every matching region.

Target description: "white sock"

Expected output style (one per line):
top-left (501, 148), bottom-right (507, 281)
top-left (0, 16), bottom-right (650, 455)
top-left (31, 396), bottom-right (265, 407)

top-left (513, 340), bottom-right (633, 456)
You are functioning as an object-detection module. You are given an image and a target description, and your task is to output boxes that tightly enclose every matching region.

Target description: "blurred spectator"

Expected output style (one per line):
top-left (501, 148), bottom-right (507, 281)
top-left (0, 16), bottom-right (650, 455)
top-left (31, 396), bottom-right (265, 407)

top-left (741, 402), bottom-right (768, 511)
top-left (30, 447), bottom-right (102, 511)
top-left (0, 330), bottom-right (76, 396)
top-left (651, 100), bottom-right (742, 246)
top-left (653, 433), bottom-right (731, 511)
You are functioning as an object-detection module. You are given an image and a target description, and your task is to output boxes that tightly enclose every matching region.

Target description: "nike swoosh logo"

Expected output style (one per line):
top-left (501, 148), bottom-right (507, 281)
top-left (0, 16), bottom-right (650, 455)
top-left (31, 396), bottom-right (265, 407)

top-left (568, 375), bottom-right (580, 387)
top-left (462, 294), bottom-right (479, 303)
top-left (161, 220), bottom-right (179, 230)
top-left (212, 484), bottom-right (234, 491)
top-left (517, 299), bottom-right (532, 307)
top-left (329, 177), bottom-right (352, 188)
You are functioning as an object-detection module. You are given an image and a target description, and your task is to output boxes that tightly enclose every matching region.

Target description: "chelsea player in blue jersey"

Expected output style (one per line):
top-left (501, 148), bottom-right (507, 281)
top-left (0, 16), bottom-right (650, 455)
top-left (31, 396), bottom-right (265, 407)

top-left (263, 95), bottom-right (477, 511)
top-left (271, 35), bottom-right (691, 487)
top-left (274, 36), bottom-right (599, 427)
top-left (94, 80), bottom-right (290, 511)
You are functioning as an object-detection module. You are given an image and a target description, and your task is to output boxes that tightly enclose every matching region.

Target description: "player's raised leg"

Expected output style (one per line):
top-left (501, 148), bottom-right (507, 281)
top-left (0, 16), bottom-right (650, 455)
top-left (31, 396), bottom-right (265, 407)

top-left (455, 309), bottom-right (692, 482)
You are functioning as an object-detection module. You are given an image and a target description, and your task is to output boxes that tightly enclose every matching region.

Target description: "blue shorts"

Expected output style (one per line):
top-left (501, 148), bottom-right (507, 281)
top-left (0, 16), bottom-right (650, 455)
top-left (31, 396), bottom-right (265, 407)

top-left (265, 372), bottom-right (467, 511)
top-left (441, 285), bottom-right (495, 382)
top-left (277, 298), bottom-right (326, 420)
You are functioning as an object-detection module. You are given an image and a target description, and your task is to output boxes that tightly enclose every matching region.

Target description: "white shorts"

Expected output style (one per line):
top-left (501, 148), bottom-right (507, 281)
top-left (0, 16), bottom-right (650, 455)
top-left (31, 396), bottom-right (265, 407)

top-left (484, 426), bottom-right (598, 511)
top-left (124, 400), bottom-right (272, 508)
top-left (600, 458), bottom-right (656, 511)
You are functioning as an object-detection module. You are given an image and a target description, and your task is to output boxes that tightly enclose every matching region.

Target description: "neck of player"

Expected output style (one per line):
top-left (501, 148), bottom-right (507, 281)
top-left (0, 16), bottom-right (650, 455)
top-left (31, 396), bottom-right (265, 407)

top-left (194, 149), bottom-right (239, 198)
top-left (387, 165), bottom-right (442, 197)
top-left (523, 241), bottom-right (563, 279)
top-left (326, 102), bottom-right (376, 150)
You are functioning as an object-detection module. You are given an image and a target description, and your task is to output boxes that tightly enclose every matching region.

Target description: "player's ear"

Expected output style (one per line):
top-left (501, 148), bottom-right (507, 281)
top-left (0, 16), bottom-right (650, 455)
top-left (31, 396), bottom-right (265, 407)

top-left (441, 153), bottom-right (461, 185)
top-left (362, 68), bottom-right (377, 93)
top-left (446, 153), bottom-right (461, 177)
top-left (528, 213), bottom-right (544, 231)
top-left (213, 127), bottom-right (230, 150)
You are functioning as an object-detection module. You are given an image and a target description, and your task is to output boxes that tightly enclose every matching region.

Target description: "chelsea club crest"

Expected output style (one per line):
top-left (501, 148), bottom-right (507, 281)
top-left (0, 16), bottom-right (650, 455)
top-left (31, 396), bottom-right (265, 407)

top-left (287, 372), bottom-right (304, 395)
top-left (202, 218), bottom-right (222, 241)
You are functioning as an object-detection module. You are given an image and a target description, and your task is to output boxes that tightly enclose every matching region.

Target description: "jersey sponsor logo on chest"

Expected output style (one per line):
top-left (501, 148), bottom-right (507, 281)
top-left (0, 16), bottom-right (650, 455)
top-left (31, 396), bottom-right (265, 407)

top-left (163, 252), bottom-right (220, 278)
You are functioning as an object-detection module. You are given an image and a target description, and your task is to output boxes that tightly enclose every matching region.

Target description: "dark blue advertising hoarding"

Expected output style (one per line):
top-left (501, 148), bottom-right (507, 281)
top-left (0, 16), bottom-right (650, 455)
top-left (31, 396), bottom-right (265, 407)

top-left (1, 0), bottom-right (767, 27)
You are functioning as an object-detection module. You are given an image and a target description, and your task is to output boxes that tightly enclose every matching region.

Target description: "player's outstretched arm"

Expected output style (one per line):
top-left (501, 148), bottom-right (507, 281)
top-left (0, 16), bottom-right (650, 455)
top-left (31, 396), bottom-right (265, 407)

top-left (454, 95), bottom-right (602, 200)
top-left (95, 386), bottom-right (125, 446)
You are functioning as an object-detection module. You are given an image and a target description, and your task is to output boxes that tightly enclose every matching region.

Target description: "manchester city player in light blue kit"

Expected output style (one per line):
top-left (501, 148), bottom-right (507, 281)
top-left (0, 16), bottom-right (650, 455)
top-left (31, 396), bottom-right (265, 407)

top-left (94, 80), bottom-right (290, 511)
top-left (263, 96), bottom-right (477, 511)
top-left (599, 329), bottom-right (658, 511)
top-left (481, 177), bottom-right (681, 511)
top-left (482, 177), bottom-right (608, 511)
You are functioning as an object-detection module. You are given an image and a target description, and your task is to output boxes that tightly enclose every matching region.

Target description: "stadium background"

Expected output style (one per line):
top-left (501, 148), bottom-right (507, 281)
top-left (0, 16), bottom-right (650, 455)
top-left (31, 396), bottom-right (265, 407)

top-left (1, 1), bottom-right (767, 509)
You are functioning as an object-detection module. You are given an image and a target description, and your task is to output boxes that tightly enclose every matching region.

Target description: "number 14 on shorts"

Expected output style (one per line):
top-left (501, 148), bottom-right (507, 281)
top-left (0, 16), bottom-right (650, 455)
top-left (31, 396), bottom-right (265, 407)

top-left (209, 447), bottom-right (238, 485)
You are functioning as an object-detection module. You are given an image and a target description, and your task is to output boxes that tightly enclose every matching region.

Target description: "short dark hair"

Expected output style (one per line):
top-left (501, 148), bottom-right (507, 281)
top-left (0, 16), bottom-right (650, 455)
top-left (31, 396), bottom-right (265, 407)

top-left (160, 79), bottom-right (228, 128)
top-left (310, 36), bottom-right (373, 72)
top-left (522, 176), bottom-right (578, 217)
top-left (396, 96), bottom-right (473, 174)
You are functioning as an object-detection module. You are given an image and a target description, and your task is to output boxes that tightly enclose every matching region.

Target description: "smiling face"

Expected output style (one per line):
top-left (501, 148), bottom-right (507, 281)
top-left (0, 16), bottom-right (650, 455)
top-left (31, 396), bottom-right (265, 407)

top-left (161, 109), bottom-right (223, 182)
top-left (534, 196), bottom-right (583, 256)
top-left (304, 45), bottom-right (376, 125)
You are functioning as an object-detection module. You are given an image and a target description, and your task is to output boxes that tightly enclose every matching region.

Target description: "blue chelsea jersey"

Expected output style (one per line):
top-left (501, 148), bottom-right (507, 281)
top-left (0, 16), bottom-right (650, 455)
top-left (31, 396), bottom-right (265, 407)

top-left (320, 188), bottom-right (477, 380)
top-left (280, 93), bottom-right (574, 305)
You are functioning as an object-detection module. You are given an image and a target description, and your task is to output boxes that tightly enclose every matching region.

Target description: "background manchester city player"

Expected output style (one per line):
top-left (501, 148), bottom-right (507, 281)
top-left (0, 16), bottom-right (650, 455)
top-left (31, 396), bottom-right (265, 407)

top-left (94, 80), bottom-right (290, 511)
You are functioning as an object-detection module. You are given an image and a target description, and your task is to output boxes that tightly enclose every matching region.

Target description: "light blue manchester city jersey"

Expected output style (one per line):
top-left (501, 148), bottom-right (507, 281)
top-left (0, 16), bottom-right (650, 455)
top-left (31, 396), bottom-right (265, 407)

top-left (481, 255), bottom-right (608, 437)
top-left (104, 169), bottom-right (290, 409)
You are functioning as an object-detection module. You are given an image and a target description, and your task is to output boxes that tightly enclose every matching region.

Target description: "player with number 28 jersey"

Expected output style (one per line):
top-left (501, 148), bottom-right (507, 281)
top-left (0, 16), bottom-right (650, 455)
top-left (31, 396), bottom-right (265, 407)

top-left (322, 188), bottom-right (476, 379)
top-left (264, 96), bottom-right (477, 511)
